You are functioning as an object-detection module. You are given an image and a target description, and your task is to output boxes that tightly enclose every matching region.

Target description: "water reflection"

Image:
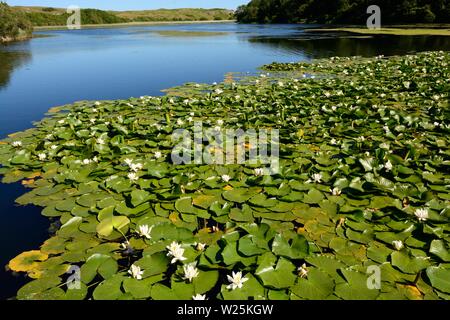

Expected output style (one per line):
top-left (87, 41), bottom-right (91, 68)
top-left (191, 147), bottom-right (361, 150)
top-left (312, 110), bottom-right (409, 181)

top-left (0, 50), bottom-right (31, 88)
top-left (248, 34), bottom-right (450, 58)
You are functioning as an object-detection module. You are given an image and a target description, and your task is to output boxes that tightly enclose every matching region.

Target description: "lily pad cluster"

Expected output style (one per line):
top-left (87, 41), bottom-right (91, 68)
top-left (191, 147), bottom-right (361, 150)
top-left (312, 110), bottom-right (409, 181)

top-left (1, 51), bottom-right (449, 300)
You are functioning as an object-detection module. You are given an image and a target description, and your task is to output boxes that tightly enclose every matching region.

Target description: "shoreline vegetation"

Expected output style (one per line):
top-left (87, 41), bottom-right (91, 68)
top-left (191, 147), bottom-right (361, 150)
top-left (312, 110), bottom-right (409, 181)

top-left (306, 27), bottom-right (450, 36)
top-left (1, 51), bottom-right (449, 300)
top-left (33, 20), bottom-right (234, 31)
top-left (235, 0), bottom-right (450, 24)
top-left (1, 3), bottom-right (234, 42)
top-left (0, 2), bottom-right (32, 42)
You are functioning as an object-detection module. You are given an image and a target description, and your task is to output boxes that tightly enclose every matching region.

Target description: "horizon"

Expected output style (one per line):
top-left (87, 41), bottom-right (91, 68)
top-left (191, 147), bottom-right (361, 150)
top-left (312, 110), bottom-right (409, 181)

top-left (5, 0), bottom-right (248, 10)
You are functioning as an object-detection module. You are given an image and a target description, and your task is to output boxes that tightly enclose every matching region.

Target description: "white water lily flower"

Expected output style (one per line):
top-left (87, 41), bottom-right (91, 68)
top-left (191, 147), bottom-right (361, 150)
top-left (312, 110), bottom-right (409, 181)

top-left (311, 173), bottom-right (322, 183)
top-left (89, 118), bottom-right (96, 124)
top-left (166, 241), bottom-right (187, 264)
top-left (217, 119), bottom-right (224, 126)
top-left (254, 168), bottom-right (264, 176)
top-left (384, 160), bottom-right (393, 172)
top-left (221, 174), bottom-right (231, 182)
top-left (414, 208), bottom-right (429, 222)
top-left (94, 101), bottom-right (101, 106)
top-left (12, 141), bottom-right (22, 147)
top-left (298, 263), bottom-right (308, 278)
top-left (330, 138), bottom-right (337, 145)
top-left (154, 151), bottom-right (162, 159)
top-left (196, 243), bottom-right (207, 251)
top-left (37, 153), bottom-right (47, 161)
top-left (183, 263), bottom-right (199, 282)
top-left (128, 264), bottom-right (144, 280)
top-left (130, 163), bottom-right (143, 172)
top-left (187, 116), bottom-right (194, 122)
top-left (137, 224), bottom-right (153, 239)
top-left (96, 138), bottom-right (105, 145)
top-left (127, 172), bottom-right (139, 182)
top-left (192, 294), bottom-right (207, 300)
top-left (214, 89), bottom-right (223, 94)
top-left (277, 81), bottom-right (284, 87)
top-left (57, 119), bottom-right (65, 124)
top-left (331, 187), bottom-right (342, 196)
top-left (392, 240), bottom-right (404, 251)
top-left (124, 158), bottom-right (133, 166)
top-left (177, 119), bottom-right (185, 126)
top-left (226, 271), bottom-right (249, 290)
top-left (82, 159), bottom-right (92, 165)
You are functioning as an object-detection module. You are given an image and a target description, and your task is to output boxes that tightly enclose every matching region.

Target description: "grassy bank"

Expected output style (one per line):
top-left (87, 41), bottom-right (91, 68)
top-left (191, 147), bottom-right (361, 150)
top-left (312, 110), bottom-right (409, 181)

top-left (1, 51), bottom-right (449, 300)
top-left (33, 20), bottom-right (234, 31)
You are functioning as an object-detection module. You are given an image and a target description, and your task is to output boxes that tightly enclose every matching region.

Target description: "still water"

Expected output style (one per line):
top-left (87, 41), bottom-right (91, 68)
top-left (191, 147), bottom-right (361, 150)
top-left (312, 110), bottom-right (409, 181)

top-left (1, 22), bottom-right (449, 299)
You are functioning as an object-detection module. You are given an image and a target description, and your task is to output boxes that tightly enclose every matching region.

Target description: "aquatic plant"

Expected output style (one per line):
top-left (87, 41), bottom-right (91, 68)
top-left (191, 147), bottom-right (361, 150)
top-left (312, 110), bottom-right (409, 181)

top-left (1, 51), bottom-right (449, 300)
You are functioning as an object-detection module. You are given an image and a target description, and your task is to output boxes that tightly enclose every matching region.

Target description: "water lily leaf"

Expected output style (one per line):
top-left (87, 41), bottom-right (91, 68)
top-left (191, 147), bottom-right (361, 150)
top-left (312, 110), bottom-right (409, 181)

top-left (96, 216), bottom-right (130, 237)
top-left (391, 251), bottom-right (430, 274)
top-left (148, 163), bottom-right (169, 178)
top-left (130, 189), bottom-right (151, 207)
top-left (223, 188), bottom-right (260, 203)
top-left (291, 268), bottom-right (335, 300)
top-left (136, 252), bottom-right (169, 277)
top-left (9, 250), bottom-right (49, 273)
top-left (123, 277), bottom-right (155, 299)
top-left (272, 234), bottom-right (309, 259)
top-left (255, 253), bottom-right (296, 289)
top-left (151, 281), bottom-right (194, 300)
top-left (192, 195), bottom-right (218, 209)
top-left (426, 266), bottom-right (450, 294)
top-left (16, 276), bottom-right (63, 300)
top-left (193, 270), bottom-right (219, 294)
top-left (429, 240), bottom-right (450, 262)
top-left (93, 275), bottom-right (124, 300)
top-left (303, 188), bottom-right (324, 204)
top-left (175, 197), bottom-right (196, 214)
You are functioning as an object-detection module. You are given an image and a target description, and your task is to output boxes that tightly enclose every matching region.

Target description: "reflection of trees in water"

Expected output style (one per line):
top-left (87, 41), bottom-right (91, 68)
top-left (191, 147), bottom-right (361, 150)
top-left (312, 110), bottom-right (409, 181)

top-left (0, 50), bottom-right (31, 88)
top-left (248, 35), bottom-right (450, 58)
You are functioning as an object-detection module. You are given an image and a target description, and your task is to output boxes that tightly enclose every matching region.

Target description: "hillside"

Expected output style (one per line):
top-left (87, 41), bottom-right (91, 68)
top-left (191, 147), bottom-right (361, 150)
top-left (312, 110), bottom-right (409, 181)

top-left (115, 8), bottom-right (234, 22)
top-left (11, 6), bottom-right (234, 27)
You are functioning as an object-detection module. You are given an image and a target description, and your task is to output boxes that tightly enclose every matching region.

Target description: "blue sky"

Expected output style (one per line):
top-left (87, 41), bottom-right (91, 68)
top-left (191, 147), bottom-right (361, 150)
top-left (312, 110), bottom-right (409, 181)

top-left (5, 1), bottom-right (248, 10)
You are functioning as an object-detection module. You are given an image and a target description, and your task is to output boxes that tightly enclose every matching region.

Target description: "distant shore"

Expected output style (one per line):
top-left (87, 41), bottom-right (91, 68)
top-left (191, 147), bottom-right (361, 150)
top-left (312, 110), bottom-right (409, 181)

top-left (34, 20), bottom-right (235, 31)
top-left (306, 25), bottom-right (450, 36)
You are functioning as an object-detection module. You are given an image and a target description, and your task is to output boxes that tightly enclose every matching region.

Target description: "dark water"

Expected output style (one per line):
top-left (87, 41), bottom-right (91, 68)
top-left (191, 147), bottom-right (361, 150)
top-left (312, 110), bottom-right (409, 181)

top-left (1, 22), bottom-right (449, 299)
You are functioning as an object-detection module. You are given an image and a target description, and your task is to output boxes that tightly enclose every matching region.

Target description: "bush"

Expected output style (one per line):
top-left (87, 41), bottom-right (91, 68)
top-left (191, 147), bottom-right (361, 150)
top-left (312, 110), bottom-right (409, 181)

top-left (0, 2), bottom-right (33, 41)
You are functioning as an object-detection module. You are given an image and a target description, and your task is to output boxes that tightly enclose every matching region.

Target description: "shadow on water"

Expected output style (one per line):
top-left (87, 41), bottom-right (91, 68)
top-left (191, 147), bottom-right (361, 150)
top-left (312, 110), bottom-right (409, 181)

top-left (0, 183), bottom-right (49, 300)
top-left (248, 34), bottom-right (450, 59)
top-left (0, 50), bottom-right (32, 89)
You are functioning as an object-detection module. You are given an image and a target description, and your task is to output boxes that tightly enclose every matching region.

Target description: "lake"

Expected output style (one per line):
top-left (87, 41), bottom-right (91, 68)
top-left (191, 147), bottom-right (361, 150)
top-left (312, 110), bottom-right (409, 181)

top-left (0, 22), bottom-right (449, 299)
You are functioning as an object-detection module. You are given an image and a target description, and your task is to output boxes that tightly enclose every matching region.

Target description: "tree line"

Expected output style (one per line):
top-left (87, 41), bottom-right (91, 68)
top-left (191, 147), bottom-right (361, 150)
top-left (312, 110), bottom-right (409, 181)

top-left (235, 0), bottom-right (450, 24)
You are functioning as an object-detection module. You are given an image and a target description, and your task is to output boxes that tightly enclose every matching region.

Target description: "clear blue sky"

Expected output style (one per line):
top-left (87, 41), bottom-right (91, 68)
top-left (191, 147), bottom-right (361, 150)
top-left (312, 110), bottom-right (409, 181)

top-left (5, 1), bottom-right (249, 10)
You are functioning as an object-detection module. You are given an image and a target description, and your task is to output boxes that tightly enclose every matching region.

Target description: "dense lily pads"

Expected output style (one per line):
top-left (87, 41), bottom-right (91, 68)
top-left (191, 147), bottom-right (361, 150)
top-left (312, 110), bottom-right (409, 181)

top-left (2, 51), bottom-right (450, 300)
